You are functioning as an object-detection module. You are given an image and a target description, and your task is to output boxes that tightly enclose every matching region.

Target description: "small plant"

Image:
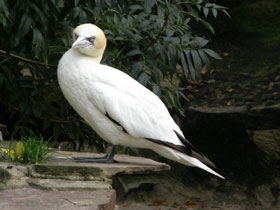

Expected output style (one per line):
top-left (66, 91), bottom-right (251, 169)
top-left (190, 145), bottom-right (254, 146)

top-left (1, 136), bottom-right (50, 164)
top-left (20, 136), bottom-right (49, 164)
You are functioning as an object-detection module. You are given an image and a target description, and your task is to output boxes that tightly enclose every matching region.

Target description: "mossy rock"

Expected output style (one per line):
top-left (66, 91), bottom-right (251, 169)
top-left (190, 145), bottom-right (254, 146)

top-left (0, 167), bottom-right (11, 183)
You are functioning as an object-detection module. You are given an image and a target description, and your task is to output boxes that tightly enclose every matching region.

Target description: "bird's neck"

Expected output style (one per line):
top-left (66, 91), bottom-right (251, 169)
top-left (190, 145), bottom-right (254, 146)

top-left (75, 48), bottom-right (104, 63)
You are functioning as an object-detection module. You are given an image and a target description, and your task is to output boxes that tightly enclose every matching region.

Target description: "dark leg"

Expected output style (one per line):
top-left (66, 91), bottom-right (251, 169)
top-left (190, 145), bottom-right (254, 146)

top-left (74, 145), bottom-right (117, 163)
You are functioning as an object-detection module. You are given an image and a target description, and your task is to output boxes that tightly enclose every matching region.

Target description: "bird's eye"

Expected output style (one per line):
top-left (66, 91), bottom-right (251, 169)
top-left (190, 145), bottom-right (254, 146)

top-left (87, 36), bottom-right (95, 43)
top-left (74, 33), bottom-right (78, 40)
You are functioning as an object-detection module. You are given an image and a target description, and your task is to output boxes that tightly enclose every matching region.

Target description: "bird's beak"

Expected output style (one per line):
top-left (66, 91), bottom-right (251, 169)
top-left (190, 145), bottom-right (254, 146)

top-left (72, 36), bottom-right (92, 49)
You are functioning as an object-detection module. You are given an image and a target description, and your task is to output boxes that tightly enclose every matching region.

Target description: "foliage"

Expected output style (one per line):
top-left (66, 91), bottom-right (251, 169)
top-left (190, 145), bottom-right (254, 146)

top-left (232, 4), bottom-right (280, 46)
top-left (20, 136), bottom-right (49, 164)
top-left (0, 0), bottom-right (228, 146)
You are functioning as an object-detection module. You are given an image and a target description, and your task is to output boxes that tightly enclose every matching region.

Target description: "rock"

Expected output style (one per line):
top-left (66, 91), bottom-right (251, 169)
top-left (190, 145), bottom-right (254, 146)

top-left (251, 129), bottom-right (280, 164)
top-left (0, 162), bottom-right (28, 177)
top-left (255, 185), bottom-right (276, 208)
top-left (0, 188), bottom-right (116, 210)
top-left (0, 166), bottom-right (11, 184)
top-left (79, 141), bottom-right (99, 153)
top-left (0, 163), bottom-right (29, 189)
top-left (28, 178), bottom-right (112, 191)
top-left (189, 105), bottom-right (247, 114)
top-left (0, 124), bottom-right (9, 138)
top-left (113, 175), bottom-right (158, 195)
top-left (58, 141), bottom-right (75, 151)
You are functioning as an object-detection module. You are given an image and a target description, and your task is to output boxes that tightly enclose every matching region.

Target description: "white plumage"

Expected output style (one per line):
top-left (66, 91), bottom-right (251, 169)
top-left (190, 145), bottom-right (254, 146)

top-left (57, 23), bottom-right (224, 179)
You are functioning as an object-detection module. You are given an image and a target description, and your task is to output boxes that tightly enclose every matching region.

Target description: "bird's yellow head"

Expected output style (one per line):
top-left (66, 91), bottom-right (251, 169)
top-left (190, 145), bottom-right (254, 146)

top-left (72, 24), bottom-right (107, 61)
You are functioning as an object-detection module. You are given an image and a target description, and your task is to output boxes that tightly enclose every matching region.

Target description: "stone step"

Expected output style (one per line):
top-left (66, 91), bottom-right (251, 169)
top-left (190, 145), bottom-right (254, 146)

top-left (29, 151), bottom-right (170, 181)
top-left (0, 188), bottom-right (116, 210)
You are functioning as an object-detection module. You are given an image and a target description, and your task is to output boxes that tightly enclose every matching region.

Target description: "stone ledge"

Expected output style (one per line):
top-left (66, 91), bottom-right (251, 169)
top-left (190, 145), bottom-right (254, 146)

top-left (28, 178), bottom-right (112, 191)
top-left (187, 104), bottom-right (280, 130)
top-left (0, 150), bottom-right (170, 210)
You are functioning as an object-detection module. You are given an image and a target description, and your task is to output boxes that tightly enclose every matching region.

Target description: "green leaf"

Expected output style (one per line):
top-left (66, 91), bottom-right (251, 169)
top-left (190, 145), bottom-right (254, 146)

top-left (212, 8), bottom-right (218, 18)
top-left (167, 91), bottom-right (176, 108)
top-left (180, 52), bottom-right (188, 78)
top-left (168, 44), bottom-right (177, 69)
top-left (190, 50), bottom-right (202, 72)
top-left (203, 7), bottom-right (209, 17)
top-left (144, 0), bottom-right (156, 14)
top-left (129, 5), bottom-right (143, 12)
top-left (204, 48), bottom-right (222, 60)
top-left (16, 14), bottom-right (32, 41)
top-left (152, 84), bottom-right (161, 97)
top-left (126, 49), bottom-right (142, 56)
top-left (149, 59), bottom-right (160, 84)
top-left (195, 37), bottom-right (209, 47)
top-left (0, 0), bottom-right (9, 16)
top-left (71, 7), bottom-right (80, 19)
top-left (130, 61), bottom-right (143, 78)
top-left (32, 28), bottom-right (43, 44)
top-left (32, 106), bottom-right (42, 118)
top-left (184, 49), bottom-right (196, 80)
top-left (222, 9), bottom-right (231, 18)
top-left (200, 19), bottom-right (214, 34)
top-left (55, 0), bottom-right (65, 9)
top-left (198, 49), bottom-right (210, 68)
top-left (78, 7), bottom-right (87, 22)
top-left (138, 72), bottom-right (150, 86)
top-left (74, 0), bottom-right (79, 7)
top-left (29, 2), bottom-right (48, 27)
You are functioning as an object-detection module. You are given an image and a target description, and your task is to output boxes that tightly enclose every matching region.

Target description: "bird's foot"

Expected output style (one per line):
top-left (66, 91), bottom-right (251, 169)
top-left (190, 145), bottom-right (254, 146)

top-left (74, 157), bottom-right (117, 163)
top-left (73, 145), bottom-right (117, 163)
top-left (74, 156), bottom-right (117, 163)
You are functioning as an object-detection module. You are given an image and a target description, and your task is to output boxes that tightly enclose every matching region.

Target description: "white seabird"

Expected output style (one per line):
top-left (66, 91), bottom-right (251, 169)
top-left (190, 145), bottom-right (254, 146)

top-left (57, 23), bottom-right (225, 179)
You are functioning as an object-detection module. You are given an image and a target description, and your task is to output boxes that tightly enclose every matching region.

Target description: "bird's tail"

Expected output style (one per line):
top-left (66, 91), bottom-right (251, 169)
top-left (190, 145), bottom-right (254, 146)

top-left (177, 152), bottom-right (225, 179)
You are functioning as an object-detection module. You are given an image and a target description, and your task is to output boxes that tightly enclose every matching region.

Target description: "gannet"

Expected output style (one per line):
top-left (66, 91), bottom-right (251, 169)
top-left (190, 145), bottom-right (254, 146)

top-left (57, 23), bottom-right (225, 179)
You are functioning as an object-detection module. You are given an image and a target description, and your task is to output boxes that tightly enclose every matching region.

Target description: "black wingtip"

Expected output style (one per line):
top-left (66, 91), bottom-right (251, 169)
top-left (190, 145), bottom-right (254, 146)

top-left (173, 130), bottom-right (217, 169)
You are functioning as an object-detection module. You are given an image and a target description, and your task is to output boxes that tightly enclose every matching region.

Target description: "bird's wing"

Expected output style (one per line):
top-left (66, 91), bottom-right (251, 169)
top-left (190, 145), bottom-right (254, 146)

top-left (86, 64), bottom-right (182, 145)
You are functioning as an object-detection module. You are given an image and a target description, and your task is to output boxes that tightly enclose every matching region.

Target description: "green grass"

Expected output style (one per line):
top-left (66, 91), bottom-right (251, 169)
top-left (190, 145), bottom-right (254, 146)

top-left (20, 136), bottom-right (50, 164)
